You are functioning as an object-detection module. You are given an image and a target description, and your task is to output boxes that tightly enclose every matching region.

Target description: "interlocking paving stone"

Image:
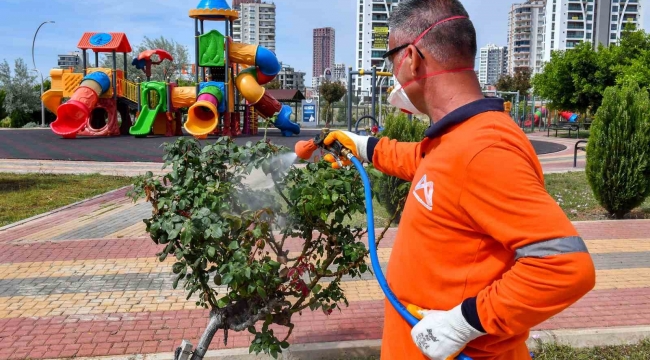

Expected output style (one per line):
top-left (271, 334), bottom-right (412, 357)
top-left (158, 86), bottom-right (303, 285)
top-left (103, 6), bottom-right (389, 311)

top-left (51, 203), bottom-right (152, 241)
top-left (0, 273), bottom-right (178, 297)
top-left (0, 263), bottom-right (386, 298)
top-left (591, 252), bottom-right (650, 270)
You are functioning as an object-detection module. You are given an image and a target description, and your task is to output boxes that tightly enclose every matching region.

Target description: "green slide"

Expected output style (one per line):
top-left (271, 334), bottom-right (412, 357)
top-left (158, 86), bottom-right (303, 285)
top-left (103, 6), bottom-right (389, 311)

top-left (130, 82), bottom-right (168, 136)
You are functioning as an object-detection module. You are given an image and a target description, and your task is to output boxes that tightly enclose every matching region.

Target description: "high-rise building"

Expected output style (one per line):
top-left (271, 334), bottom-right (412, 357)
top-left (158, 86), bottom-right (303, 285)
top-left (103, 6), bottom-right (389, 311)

top-left (544, 0), bottom-right (643, 61)
top-left (232, 0), bottom-right (276, 52)
top-left (313, 27), bottom-right (335, 78)
top-left (507, 0), bottom-right (547, 75)
top-left (356, 0), bottom-right (402, 95)
top-left (278, 63), bottom-right (306, 92)
top-left (479, 44), bottom-right (508, 86)
top-left (596, 0), bottom-right (643, 46)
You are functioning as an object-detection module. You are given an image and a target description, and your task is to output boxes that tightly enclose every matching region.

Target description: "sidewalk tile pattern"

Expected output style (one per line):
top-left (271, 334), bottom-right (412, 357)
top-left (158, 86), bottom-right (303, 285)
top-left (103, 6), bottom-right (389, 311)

top-left (0, 186), bottom-right (649, 359)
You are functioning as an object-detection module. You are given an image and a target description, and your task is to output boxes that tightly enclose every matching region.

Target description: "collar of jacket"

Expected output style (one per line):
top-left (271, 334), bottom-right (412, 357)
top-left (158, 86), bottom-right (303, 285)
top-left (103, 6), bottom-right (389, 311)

top-left (424, 97), bottom-right (505, 139)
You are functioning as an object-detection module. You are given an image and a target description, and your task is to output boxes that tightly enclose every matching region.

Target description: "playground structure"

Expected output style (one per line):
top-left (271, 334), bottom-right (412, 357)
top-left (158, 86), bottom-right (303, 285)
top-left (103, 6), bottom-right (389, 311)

top-left (41, 0), bottom-right (301, 139)
top-left (42, 33), bottom-right (135, 138)
top-left (346, 66), bottom-right (392, 133)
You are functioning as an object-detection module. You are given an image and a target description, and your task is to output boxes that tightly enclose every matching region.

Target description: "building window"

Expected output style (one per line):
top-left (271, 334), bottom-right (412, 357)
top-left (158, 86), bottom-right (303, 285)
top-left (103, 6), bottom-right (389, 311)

top-left (612, 24), bottom-right (617, 30)
top-left (611, 33), bottom-right (617, 39)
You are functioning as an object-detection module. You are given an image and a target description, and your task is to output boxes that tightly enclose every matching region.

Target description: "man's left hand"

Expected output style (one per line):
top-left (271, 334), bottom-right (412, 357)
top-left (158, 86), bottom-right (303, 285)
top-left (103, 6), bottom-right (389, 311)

top-left (411, 304), bottom-right (485, 360)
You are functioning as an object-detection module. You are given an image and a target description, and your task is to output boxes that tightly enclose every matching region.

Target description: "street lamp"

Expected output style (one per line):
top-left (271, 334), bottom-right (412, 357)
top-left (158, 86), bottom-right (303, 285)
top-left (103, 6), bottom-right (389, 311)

top-left (32, 20), bottom-right (55, 127)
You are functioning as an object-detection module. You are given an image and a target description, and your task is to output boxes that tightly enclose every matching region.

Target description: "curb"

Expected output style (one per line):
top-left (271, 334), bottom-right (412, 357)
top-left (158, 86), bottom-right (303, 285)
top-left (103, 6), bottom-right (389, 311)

top-left (527, 326), bottom-right (650, 349)
top-left (0, 186), bottom-right (132, 232)
top-left (49, 326), bottom-right (650, 360)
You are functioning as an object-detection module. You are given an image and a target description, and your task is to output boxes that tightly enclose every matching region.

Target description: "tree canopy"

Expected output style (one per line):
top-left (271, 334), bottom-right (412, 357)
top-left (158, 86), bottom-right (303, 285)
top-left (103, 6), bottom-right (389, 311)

top-left (101, 36), bottom-right (190, 82)
top-left (319, 80), bottom-right (346, 126)
top-left (532, 28), bottom-right (650, 114)
top-left (495, 67), bottom-right (532, 95)
top-left (0, 58), bottom-right (39, 115)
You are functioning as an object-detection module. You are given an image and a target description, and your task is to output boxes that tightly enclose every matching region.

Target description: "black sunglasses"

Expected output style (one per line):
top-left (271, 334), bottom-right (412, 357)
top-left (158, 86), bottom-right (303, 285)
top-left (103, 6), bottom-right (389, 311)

top-left (381, 43), bottom-right (425, 60)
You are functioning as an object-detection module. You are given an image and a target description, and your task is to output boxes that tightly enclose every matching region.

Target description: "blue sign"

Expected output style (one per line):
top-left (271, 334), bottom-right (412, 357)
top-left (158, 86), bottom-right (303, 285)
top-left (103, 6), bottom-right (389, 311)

top-left (89, 33), bottom-right (113, 46)
top-left (303, 104), bottom-right (316, 123)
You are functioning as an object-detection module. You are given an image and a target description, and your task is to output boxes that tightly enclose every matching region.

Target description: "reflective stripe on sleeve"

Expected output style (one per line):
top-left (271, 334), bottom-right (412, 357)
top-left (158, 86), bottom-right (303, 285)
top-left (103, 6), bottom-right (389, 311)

top-left (515, 236), bottom-right (588, 260)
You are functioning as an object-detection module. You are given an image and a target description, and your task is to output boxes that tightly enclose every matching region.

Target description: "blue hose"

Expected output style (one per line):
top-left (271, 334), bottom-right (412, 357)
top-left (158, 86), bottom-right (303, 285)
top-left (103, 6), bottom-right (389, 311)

top-left (348, 155), bottom-right (472, 360)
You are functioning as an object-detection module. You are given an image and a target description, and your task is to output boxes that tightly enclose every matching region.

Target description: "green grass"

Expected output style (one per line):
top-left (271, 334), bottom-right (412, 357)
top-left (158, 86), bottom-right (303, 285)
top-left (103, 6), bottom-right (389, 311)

top-left (0, 173), bottom-right (136, 227)
top-left (342, 171), bottom-right (650, 228)
top-left (345, 199), bottom-right (392, 230)
top-left (545, 171), bottom-right (650, 221)
top-left (533, 339), bottom-right (650, 359)
top-left (338, 340), bottom-right (650, 359)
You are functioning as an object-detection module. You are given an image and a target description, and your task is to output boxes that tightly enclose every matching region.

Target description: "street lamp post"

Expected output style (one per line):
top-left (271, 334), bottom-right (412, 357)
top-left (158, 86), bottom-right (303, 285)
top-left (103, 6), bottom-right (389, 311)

top-left (32, 20), bottom-right (55, 127)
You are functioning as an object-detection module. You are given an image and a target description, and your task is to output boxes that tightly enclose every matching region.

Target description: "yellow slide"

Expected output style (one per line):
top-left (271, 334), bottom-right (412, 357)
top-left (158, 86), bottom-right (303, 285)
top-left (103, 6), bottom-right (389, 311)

top-left (42, 89), bottom-right (63, 114)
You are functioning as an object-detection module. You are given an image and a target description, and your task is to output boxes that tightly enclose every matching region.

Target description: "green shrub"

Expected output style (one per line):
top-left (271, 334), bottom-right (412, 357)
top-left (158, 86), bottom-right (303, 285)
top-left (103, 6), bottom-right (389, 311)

top-left (22, 122), bottom-right (38, 128)
top-left (586, 81), bottom-right (650, 219)
top-left (9, 110), bottom-right (32, 128)
top-left (130, 137), bottom-right (370, 358)
top-left (0, 117), bottom-right (10, 128)
top-left (370, 112), bottom-right (428, 223)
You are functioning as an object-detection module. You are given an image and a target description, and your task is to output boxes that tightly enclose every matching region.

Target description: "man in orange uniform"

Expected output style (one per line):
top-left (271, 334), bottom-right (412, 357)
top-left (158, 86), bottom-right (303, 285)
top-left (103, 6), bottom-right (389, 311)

top-left (322, 1), bottom-right (596, 359)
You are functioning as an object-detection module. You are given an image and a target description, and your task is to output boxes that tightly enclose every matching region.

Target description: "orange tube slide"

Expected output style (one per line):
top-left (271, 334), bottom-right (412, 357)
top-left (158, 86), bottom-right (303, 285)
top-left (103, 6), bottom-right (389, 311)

top-left (171, 87), bottom-right (197, 109)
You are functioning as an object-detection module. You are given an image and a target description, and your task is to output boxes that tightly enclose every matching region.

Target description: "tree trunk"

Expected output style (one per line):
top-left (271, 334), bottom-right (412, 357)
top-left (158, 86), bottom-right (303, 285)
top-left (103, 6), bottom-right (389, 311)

top-left (188, 309), bottom-right (222, 360)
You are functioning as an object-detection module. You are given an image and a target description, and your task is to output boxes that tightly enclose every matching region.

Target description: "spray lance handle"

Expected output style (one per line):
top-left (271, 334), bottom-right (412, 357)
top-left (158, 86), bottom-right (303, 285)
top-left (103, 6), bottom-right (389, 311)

top-left (294, 129), bottom-right (354, 164)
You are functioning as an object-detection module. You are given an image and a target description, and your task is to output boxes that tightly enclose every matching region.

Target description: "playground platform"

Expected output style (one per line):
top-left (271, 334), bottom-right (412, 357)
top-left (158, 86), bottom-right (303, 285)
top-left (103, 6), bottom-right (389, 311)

top-left (0, 129), bottom-right (572, 166)
top-left (0, 129), bottom-right (317, 163)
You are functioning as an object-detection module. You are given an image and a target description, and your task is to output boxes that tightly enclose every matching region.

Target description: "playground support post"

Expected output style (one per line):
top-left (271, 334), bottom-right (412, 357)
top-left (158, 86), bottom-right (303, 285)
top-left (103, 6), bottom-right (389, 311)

top-left (95, 52), bottom-right (99, 68)
top-left (347, 67), bottom-right (353, 131)
top-left (82, 49), bottom-right (87, 75)
top-left (112, 50), bottom-right (117, 100)
top-left (200, 20), bottom-right (205, 82)
top-left (371, 66), bottom-right (377, 121)
top-left (194, 19), bottom-right (200, 95)
top-left (123, 53), bottom-right (128, 83)
top-left (136, 77), bottom-right (142, 112)
top-left (224, 18), bottom-right (231, 131)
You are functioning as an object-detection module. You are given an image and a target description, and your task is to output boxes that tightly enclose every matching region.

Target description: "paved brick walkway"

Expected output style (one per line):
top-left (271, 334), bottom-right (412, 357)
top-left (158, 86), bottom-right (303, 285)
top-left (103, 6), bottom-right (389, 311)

top-left (0, 184), bottom-right (649, 359)
top-left (530, 132), bottom-right (586, 172)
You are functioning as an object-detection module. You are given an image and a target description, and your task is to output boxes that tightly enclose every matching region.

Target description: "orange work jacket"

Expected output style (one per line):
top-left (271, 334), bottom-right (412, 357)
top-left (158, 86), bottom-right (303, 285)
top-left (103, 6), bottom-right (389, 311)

top-left (368, 98), bottom-right (595, 360)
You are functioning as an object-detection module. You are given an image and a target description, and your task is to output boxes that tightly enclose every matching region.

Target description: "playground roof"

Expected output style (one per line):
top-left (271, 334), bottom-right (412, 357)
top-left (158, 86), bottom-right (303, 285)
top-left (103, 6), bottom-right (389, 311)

top-left (267, 89), bottom-right (305, 103)
top-left (77, 32), bottom-right (132, 53)
top-left (189, 0), bottom-right (239, 20)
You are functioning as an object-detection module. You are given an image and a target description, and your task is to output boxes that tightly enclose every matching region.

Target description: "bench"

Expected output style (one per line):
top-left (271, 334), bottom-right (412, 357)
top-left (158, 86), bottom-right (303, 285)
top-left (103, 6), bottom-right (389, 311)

top-left (548, 122), bottom-right (580, 138)
top-left (574, 140), bottom-right (588, 167)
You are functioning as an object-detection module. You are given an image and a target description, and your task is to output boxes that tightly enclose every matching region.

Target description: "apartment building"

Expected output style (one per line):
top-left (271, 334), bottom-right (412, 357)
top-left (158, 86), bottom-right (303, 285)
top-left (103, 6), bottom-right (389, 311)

top-left (278, 63), bottom-right (306, 92)
top-left (544, 0), bottom-right (643, 60)
top-left (479, 44), bottom-right (508, 86)
top-left (232, 0), bottom-right (276, 52)
top-left (508, 0), bottom-right (547, 74)
top-left (355, 0), bottom-right (402, 94)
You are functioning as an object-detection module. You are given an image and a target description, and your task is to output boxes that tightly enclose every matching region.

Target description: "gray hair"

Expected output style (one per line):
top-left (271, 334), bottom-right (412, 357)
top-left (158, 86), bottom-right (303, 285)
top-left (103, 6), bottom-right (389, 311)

top-left (388, 0), bottom-right (477, 66)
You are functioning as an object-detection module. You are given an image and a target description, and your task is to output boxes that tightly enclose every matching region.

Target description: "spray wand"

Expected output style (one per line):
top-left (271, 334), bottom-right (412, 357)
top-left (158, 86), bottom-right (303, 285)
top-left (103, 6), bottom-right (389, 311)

top-left (295, 130), bottom-right (472, 360)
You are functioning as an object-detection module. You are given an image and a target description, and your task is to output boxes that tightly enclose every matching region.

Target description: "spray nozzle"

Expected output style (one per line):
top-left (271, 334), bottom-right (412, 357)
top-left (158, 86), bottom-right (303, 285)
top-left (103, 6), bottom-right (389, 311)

top-left (294, 129), bottom-right (353, 167)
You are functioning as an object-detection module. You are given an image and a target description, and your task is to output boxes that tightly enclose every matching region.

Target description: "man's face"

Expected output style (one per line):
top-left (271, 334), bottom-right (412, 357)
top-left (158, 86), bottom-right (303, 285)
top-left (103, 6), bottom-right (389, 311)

top-left (385, 32), bottom-right (427, 111)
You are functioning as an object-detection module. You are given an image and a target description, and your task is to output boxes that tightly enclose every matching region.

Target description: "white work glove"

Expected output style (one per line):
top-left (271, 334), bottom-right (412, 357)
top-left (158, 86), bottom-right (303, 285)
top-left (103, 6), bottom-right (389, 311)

top-left (322, 130), bottom-right (370, 168)
top-left (411, 304), bottom-right (485, 360)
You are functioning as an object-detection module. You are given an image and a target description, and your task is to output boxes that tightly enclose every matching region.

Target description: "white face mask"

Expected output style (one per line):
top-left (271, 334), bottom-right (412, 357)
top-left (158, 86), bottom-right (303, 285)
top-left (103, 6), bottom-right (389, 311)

top-left (387, 77), bottom-right (423, 115)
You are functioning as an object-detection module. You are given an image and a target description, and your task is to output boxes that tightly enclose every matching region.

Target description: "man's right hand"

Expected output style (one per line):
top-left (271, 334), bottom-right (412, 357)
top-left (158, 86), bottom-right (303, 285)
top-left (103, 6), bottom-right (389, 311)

top-left (322, 130), bottom-right (370, 169)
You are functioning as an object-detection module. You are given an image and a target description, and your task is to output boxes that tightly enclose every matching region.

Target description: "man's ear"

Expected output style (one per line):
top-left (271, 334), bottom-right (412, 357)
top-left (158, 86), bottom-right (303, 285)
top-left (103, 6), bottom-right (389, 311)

top-left (407, 45), bottom-right (422, 77)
